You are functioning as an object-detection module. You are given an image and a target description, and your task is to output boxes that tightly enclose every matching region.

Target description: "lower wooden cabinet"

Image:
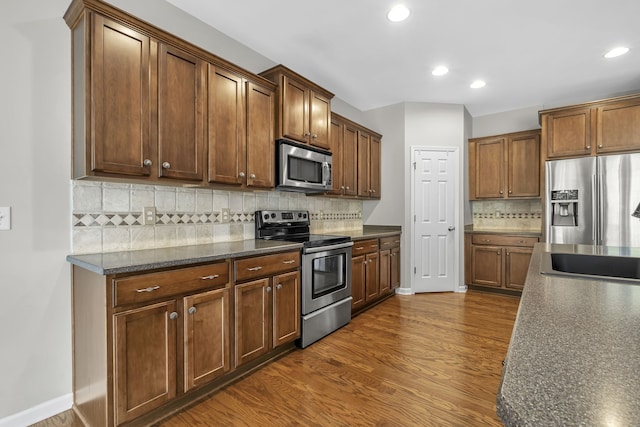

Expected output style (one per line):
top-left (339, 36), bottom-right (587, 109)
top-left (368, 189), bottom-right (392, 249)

top-left (352, 234), bottom-right (401, 315)
top-left (466, 233), bottom-right (538, 292)
top-left (234, 251), bottom-right (300, 368)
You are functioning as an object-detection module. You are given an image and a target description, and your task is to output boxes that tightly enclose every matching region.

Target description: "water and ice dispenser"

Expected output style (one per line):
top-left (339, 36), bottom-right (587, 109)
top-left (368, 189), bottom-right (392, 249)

top-left (550, 190), bottom-right (578, 226)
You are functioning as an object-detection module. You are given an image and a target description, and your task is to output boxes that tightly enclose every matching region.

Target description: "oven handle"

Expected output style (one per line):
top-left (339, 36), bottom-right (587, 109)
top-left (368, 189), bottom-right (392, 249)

top-left (303, 241), bottom-right (353, 254)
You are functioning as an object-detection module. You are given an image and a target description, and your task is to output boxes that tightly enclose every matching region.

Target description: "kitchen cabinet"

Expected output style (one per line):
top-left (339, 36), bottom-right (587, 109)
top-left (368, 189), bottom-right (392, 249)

top-left (540, 94), bottom-right (640, 159)
top-left (467, 233), bottom-right (538, 292)
top-left (469, 129), bottom-right (541, 200)
top-left (351, 239), bottom-right (380, 313)
top-left (66, 1), bottom-right (277, 189)
top-left (260, 65), bottom-right (333, 150)
top-left (379, 235), bottom-right (401, 295)
top-left (234, 251), bottom-right (300, 368)
top-left (328, 115), bottom-right (358, 196)
top-left (357, 131), bottom-right (382, 199)
top-left (72, 260), bottom-right (231, 427)
top-left (207, 65), bottom-right (276, 188)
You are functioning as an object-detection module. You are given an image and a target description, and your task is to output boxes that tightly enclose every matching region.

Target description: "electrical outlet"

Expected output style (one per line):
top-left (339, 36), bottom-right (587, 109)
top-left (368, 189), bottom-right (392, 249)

top-left (143, 207), bottom-right (156, 225)
top-left (358, 211), bottom-right (362, 219)
top-left (495, 210), bottom-right (502, 219)
top-left (0, 207), bottom-right (11, 230)
top-left (319, 210), bottom-right (324, 220)
top-left (221, 208), bottom-right (230, 223)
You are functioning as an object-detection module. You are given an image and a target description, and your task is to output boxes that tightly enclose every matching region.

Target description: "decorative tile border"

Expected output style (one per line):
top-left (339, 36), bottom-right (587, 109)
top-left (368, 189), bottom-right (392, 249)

top-left (472, 212), bottom-right (542, 220)
top-left (72, 211), bottom-right (255, 227)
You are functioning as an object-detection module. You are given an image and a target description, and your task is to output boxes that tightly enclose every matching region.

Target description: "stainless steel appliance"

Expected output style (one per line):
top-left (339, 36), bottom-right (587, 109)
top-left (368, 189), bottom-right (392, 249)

top-left (255, 210), bottom-right (352, 348)
top-left (276, 139), bottom-right (332, 193)
top-left (546, 153), bottom-right (640, 246)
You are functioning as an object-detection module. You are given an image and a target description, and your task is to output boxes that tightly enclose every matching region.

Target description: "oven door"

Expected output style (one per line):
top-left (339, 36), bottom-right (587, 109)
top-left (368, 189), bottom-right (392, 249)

top-left (302, 242), bottom-right (352, 315)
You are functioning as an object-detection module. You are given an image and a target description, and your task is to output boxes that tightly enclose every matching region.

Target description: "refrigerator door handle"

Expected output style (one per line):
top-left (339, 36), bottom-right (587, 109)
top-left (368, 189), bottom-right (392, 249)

top-left (592, 174), bottom-right (598, 244)
top-left (598, 172), bottom-right (604, 245)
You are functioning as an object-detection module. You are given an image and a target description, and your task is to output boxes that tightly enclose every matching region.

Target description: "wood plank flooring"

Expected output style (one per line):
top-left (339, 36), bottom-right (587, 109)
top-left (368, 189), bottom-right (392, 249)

top-left (33, 290), bottom-right (519, 427)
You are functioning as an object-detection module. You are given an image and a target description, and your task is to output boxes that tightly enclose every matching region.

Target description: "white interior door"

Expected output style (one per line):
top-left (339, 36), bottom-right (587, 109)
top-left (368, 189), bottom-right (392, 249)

top-left (412, 148), bottom-right (458, 293)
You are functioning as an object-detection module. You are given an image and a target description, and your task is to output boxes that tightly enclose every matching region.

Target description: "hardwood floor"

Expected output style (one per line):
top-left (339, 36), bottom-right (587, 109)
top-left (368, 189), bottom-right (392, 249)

top-left (33, 291), bottom-right (519, 427)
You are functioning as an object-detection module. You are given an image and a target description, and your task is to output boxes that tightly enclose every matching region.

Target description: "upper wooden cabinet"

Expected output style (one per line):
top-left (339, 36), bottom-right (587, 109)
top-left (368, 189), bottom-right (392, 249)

top-left (207, 66), bottom-right (275, 189)
top-left (469, 130), bottom-right (541, 200)
top-left (357, 131), bottom-right (382, 199)
top-left (65, 0), bottom-right (276, 188)
top-left (540, 94), bottom-right (640, 159)
top-left (260, 65), bottom-right (334, 150)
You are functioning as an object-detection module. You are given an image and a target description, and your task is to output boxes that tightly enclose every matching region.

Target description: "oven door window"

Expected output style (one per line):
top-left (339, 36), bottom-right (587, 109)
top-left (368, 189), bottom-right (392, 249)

top-left (312, 253), bottom-right (346, 298)
top-left (288, 156), bottom-right (323, 184)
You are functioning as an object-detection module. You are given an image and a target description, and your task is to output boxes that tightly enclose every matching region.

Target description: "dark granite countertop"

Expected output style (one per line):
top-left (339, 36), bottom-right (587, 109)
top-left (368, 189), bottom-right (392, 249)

top-left (497, 243), bottom-right (640, 426)
top-left (341, 225), bottom-right (402, 240)
top-left (67, 240), bottom-right (303, 275)
top-left (464, 224), bottom-right (542, 237)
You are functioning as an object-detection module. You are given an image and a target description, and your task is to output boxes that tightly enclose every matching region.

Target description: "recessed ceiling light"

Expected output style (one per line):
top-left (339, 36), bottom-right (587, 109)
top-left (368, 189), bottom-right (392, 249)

top-left (604, 47), bottom-right (630, 58)
top-left (432, 66), bottom-right (449, 76)
top-left (387, 5), bottom-right (410, 22)
top-left (470, 80), bottom-right (486, 89)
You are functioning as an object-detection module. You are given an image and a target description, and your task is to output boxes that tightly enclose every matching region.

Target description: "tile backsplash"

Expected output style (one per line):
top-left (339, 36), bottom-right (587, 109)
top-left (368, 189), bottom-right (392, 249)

top-left (72, 181), bottom-right (363, 254)
top-left (472, 199), bottom-right (542, 231)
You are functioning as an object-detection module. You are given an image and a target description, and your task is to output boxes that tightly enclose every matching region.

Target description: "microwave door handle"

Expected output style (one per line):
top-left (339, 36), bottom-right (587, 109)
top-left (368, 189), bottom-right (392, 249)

top-left (322, 162), bottom-right (331, 186)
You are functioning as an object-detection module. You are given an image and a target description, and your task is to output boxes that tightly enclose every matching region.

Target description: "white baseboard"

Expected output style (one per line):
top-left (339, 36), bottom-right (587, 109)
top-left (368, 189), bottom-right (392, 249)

top-left (395, 287), bottom-right (414, 295)
top-left (0, 394), bottom-right (73, 427)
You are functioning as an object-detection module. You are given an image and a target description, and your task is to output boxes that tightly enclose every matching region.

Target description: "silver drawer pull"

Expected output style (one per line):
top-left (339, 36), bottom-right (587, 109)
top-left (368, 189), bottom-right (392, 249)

top-left (136, 286), bottom-right (160, 293)
top-left (282, 260), bottom-right (296, 264)
top-left (394, 240), bottom-right (400, 243)
top-left (355, 246), bottom-right (364, 250)
top-left (200, 274), bottom-right (220, 280)
top-left (371, 245), bottom-right (378, 248)
top-left (247, 266), bottom-right (263, 271)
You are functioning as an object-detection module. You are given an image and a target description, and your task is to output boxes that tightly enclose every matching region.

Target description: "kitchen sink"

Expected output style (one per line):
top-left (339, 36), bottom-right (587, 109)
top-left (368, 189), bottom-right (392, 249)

top-left (540, 252), bottom-right (640, 283)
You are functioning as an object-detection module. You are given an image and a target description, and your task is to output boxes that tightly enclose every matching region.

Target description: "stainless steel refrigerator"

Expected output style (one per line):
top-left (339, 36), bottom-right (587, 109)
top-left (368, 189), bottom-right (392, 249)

top-left (546, 153), bottom-right (640, 246)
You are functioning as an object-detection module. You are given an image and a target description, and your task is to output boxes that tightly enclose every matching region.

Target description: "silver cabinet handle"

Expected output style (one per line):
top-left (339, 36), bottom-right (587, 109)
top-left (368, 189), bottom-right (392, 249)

top-left (586, 145), bottom-right (591, 150)
top-left (312, 134), bottom-right (318, 139)
top-left (355, 246), bottom-right (364, 250)
top-left (162, 161), bottom-right (170, 169)
top-left (346, 186), bottom-right (350, 190)
top-left (143, 159), bottom-right (152, 166)
top-left (448, 226), bottom-right (455, 231)
top-left (200, 274), bottom-right (220, 280)
top-left (371, 245), bottom-right (378, 248)
top-left (282, 260), bottom-right (296, 264)
top-left (276, 284), bottom-right (282, 290)
top-left (372, 189), bottom-right (376, 193)
top-left (250, 173), bottom-right (256, 179)
top-left (341, 185), bottom-right (345, 190)
top-left (169, 311), bottom-right (178, 320)
top-left (497, 250), bottom-right (501, 255)
top-left (136, 286), bottom-right (160, 293)
top-left (394, 240), bottom-right (400, 243)
top-left (266, 286), bottom-right (272, 293)
top-left (304, 132), bottom-right (311, 137)
top-left (598, 144), bottom-right (603, 148)
top-left (188, 306), bottom-right (197, 315)
top-left (247, 266), bottom-right (263, 271)
top-left (239, 172), bottom-right (245, 177)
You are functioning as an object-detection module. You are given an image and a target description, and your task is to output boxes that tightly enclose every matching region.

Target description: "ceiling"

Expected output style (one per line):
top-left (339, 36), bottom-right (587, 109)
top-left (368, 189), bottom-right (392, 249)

top-left (166, 0), bottom-right (640, 117)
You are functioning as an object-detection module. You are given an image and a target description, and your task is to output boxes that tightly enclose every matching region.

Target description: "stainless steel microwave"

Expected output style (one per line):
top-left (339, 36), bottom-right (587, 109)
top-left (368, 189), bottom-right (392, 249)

top-left (276, 139), bottom-right (332, 193)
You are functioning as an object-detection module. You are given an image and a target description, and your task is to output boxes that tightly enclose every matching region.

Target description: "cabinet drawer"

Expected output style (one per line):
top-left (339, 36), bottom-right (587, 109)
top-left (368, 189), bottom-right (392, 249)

top-left (235, 251), bottom-right (300, 282)
top-left (472, 234), bottom-right (538, 247)
top-left (380, 235), bottom-right (401, 249)
top-left (113, 261), bottom-right (230, 307)
top-left (352, 239), bottom-right (379, 256)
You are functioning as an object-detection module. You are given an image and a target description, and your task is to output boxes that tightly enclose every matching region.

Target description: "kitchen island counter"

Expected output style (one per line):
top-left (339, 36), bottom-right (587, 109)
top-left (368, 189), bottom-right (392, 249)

top-left (498, 243), bottom-right (640, 426)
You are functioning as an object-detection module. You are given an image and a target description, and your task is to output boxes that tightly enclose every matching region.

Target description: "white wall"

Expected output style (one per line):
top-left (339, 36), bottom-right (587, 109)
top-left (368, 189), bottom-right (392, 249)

top-left (472, 105), bottom-right (541, 138)
top-left (0, 0), bottom-right (72, 421)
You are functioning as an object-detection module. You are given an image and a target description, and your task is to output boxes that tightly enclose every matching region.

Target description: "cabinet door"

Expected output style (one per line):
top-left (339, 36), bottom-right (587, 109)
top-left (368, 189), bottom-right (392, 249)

top-left (114, 301), bottom-right (177, 425)
top-left (342, 124), bottom-right (358, 196)
top-left (272, 271), bottom-right (301, 348)
top-left (208, 66), bottom-right (245, 186)
top-left (309, 90), bottom-right (331, 149)
top-left (328, 119), bottom-right (343, 195)
top-left (471, 245), bottom-right (502, 287)
top-left (351, 255), bottom-right (366, 311)
top-left (157, 44), bottom-right (205, 181)
top-left (544, 108), bottom-right (593, 158)
top-left (91, 15), bottom-right (151, 176)
top-left (246, 81), bottom-right (276, 188)
top-left (369, 136), bottom-right (381, 199)
top-left (475, 138), bottom-right (505, 198)
top-left (281, 75), bottom-right (308, 143)
top-left (596, 99), bottom-right (640, 154)
top-left (357, 131), bottom-right (371, 197)
top-left (235, 278), bottom-right (270, 367)
top-left (365, 252), bottom-right (380, 302)
top-left (508, 133), bottom-right (540, 197)
top-left (183, 287), bottom-right (230, 392)
top-left (505, 247), bottom-right (533, 290)
top-left (379, 249), bottom-right (391, 296)
top-left (390, 246), bottom-right (401, 290)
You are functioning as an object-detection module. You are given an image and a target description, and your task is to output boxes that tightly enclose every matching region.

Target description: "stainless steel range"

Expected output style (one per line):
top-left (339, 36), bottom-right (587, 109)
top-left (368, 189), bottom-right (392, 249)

top-left (255, 210), bottom-right (353, 348)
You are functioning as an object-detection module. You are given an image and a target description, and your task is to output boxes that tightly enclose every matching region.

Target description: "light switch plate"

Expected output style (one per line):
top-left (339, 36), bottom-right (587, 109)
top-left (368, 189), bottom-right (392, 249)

top-left (0, 207), bottom-right (11, 230)
top-left (143, 207), bottom-right (156, 225)
top-left (221, 208), bottom-right (230, 223)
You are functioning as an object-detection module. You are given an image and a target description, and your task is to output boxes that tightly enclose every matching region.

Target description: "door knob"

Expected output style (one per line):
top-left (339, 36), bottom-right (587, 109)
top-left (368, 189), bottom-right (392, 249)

top-left (448, 226), bottom-right (455, 231)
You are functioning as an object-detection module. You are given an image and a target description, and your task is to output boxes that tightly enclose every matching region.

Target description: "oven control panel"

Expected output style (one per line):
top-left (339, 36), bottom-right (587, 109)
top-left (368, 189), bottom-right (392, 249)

top-left (257, 210), bottom-right (308, 224)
